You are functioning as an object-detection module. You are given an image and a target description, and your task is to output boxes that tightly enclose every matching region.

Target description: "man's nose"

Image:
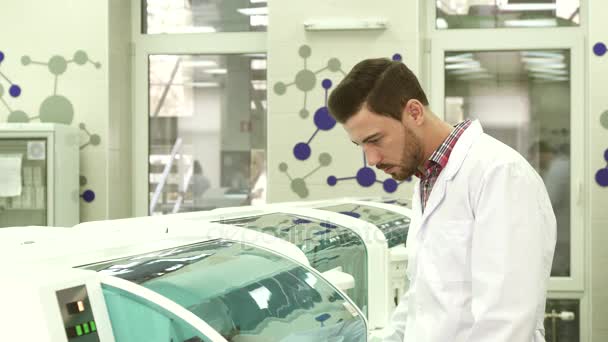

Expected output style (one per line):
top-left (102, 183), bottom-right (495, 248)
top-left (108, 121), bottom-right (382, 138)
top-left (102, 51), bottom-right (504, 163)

top-left (363, 145), bottom-right (381, 167)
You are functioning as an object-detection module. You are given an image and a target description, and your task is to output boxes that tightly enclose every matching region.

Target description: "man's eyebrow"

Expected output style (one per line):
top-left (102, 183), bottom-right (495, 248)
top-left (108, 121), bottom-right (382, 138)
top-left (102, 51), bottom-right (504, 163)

top-left (352, 133), bottom-right (380, 146)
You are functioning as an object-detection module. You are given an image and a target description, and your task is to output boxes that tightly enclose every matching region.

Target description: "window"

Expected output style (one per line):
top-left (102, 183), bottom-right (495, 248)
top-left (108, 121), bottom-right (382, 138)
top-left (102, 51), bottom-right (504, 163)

top-left (444, 49), bottom-right (571, 277)
top-left (436, 0), bottom-right (580, 29)
top-left (143, 0), bottom-right (268, 34)
top-left (147, 54), bottom-right (267, 214)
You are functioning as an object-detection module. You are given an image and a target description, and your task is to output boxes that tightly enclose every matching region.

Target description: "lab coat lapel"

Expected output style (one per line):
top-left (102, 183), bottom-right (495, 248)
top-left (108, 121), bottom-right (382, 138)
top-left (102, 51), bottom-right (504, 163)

top-left (418, 120), bottom-right (483, 228)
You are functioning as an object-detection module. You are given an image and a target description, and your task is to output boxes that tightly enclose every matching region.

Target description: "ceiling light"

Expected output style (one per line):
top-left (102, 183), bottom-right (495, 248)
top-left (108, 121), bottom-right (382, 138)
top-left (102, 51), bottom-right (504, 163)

top-left (183, 82), bottom-right (220, 88)
top-left (526, 68), bottom-right (568, 75)
top-left (525, 62), bottom-right (566, 69)
top-left (251, 59), bottom-right (267, 70)
top-left (445, 61), bottom-right (481, 70)
top-left (448, 67), bottom-right (487, 75)
top-left (238, 7), bottom-right (268, 16)
top-left (203, 68), bottom-right (227, 75)
top-left (445, 53), bottom-right (474, 63)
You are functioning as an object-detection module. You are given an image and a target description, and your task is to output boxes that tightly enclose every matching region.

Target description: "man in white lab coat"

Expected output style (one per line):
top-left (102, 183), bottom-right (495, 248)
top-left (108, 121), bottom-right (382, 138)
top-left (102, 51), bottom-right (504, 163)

top-left (327, 58), bottom-right (556, 342)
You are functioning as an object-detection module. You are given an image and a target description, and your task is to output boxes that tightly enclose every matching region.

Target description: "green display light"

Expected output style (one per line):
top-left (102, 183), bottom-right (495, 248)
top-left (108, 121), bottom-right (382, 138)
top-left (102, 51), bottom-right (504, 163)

top-left (75, 325), bottom-right (83, 336)
top-left (83, 323), bottom-right (90, 334)
top-left (90, 321), bottom-right (97, 332)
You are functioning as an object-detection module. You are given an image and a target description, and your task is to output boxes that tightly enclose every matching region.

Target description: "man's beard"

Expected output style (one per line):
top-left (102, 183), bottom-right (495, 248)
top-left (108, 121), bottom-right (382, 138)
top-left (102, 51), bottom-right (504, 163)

top-left (378, 127), bottom-right (424, 181)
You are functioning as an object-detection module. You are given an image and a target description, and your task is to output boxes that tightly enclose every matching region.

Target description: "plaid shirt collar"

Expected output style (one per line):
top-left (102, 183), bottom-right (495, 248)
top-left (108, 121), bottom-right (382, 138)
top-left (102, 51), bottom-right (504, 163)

top-left (415, 119), bottom-right (472, 180)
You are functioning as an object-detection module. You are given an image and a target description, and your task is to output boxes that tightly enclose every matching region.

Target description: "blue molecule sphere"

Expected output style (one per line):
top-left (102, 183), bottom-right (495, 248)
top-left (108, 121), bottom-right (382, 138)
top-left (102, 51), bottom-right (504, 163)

top-left (340, 211), bottom-right (361, 219)
top-left (0, 51), bottom-right (4, 63)
top-left (596, 168), bottom-right (608, 187)
top-left (356, 167), bottom-right (376, 187)
top-left (383, 178), bottom-right (398, 193)
top-left (321, 79), bottom-right (332, 89)
top-left (320, 222), bottom-right (337, 229)
top-left (293, 142), bottom-right (311, 160)
top-left (314, 106), bottom-right (336, 131)
top-left (9, 85), bottom-right (21, 97)
top-left (293, 218), bottom-right (311, 224)
top-left (82, 190), bottom-right (95, 203)
top-left (593, 42), bottom-right (607, 57)
top-left (392, 53), bottom-right (403, 61)
top-left (604, 148), bottom-right (608, 162)
top-left (327, 176), bottom-right (337, 186)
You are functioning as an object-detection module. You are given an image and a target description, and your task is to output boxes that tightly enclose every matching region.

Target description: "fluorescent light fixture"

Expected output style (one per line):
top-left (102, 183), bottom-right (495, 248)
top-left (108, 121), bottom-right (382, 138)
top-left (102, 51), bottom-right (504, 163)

top-left (237, 7), bottom-right (268, 16)
top-left (445, 61), bottom-right (481, 70)
top-left (250, 14), bottom-right (268, 26)
top-left (251, 59), bottom-right (267, 70)
top-left (521, 51), bottom-right (564, 59)
top-left (250, 0), bottom-right (267, 3)
top-left (524, 62), bottom-right (566, 69)
top-left (203, 68), bottom-right (227, 75)
top-left (303, 18), bottom-right (387, 31)
top-left (445, 53), bottom-right (474, 63)
top-left (180, 60), bottom-right (218, 68)
top-left (526, 68), bottom-right (568, 75)
top-left (530, 74), bottom-right (569, 81)
top-left (251, 80), bottom-right (267, 90)
top-left (503, 19), bottom-right (557, 27)
top-left (522, 57), bottom-right (565, 64)
top-left (448, 67), bottom-right (487, 75)
top-left (498, 3), bottom-right (557, 12)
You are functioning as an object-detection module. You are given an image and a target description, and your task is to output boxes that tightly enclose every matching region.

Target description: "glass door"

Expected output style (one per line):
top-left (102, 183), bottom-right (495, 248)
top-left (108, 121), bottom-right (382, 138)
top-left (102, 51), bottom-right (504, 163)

top-left (430, 29), bottom-right (585, 293)
top-left (0, 138), bottom-right (48, 227)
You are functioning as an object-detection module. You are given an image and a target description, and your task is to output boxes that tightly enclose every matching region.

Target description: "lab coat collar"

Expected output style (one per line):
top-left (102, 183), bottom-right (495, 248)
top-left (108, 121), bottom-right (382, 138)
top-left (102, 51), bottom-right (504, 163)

top-left (418, 119), bottom-right (483, 224)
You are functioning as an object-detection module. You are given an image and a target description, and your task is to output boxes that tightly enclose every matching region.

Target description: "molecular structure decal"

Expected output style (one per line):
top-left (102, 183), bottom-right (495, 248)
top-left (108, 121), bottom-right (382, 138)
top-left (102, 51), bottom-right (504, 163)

top-left (596, 42), bottom-right (607, 187)
top-left (3, 50), bottom-right (102, 151)
top-left (327, 150), bottom-right (411, 194)
top-left (275, 46), bottom-right (409, 198)
top-left (279, 152), bottom-right (333, 198)
top-left (0, 51), bottom-right (22, 104)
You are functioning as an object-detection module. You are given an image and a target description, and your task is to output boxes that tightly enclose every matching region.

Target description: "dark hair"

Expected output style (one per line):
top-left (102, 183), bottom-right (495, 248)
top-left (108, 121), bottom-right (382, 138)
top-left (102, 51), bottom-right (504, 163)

top-left (328, 58), bottom-right (429, 123)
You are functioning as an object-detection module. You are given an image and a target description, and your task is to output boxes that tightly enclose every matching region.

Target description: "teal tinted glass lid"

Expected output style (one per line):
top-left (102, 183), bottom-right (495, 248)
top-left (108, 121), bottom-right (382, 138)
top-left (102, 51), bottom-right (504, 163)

top-left (319, 203), bottom-right (410, 248)
top-left (216, 213), bottom-right (369, 317)
top-left (82, 239), bottom-right (367, 341)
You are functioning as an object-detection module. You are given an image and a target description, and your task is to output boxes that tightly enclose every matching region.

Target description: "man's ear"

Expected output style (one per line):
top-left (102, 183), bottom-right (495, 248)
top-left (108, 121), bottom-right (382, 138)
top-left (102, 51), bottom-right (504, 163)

top-left (402, 99), bottom-right (424, 126)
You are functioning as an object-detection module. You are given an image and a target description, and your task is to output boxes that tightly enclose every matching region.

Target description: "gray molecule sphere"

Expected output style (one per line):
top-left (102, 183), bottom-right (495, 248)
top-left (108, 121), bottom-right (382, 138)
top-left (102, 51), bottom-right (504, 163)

top-left (48, 55), bottom-right (68, 75)
top-left (80, 175), bottom-right (88, 186)
top-left (73, 50), bottom-right (88, 65)
top-left (90, 134), bottom-right (101, 146)
top-left (299, 108), bottom-right (310, 119)
top-left (279, 162), bottom-right (288, 172)
top-left (291, 178), bottom-right (309, 198)
top-left (295, 69), bottom-right (316, 92)
top-left (318, 153), bottom-right (332, 166)
top-left (327, 58), bottom-right (341, 72)
top-left (21, 55), bottom-right (31, 66)
top-left (299, 45), bottom-right (312, 58)
top-left (274, 82), bottom-right (287, 95)
top-left (601, 110), bottom-right (608, 130)
top-left (7, 110), bottom-right (29, 123)
top-left (39, 95), bottom-right (74, 124)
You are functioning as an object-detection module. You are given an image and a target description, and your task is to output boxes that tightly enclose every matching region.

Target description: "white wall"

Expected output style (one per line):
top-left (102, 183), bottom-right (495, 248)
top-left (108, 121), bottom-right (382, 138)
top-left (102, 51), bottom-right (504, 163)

top-left (267, 0), bottom-right (421, 203)
top-left (0, 0), bottom-right (111, 222)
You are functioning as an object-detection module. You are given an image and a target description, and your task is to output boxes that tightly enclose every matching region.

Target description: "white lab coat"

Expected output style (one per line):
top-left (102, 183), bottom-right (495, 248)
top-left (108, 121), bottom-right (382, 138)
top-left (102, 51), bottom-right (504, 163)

top-left (384, 120), bottom-right (556, 342)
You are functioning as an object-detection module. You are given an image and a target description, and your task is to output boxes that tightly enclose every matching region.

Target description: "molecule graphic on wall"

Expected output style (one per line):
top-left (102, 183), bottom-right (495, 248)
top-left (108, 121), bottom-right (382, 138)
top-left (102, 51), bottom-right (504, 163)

top-left (275, 47), bottom-right (409, 197)
top-left (278, 152), bottom-right (333, 198)
top-left (274, 45), bottom-right (346, 120)
top-left (596, 149), bottom-right (608, 187)
top-left (0, 51), bottom-right (22, 102)
top-left (327, 150), bottom-right (411, 194)
top-left (293, 78), bottom-right (336, 161)
top-left (3, 50), bottom-right (102, 151)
